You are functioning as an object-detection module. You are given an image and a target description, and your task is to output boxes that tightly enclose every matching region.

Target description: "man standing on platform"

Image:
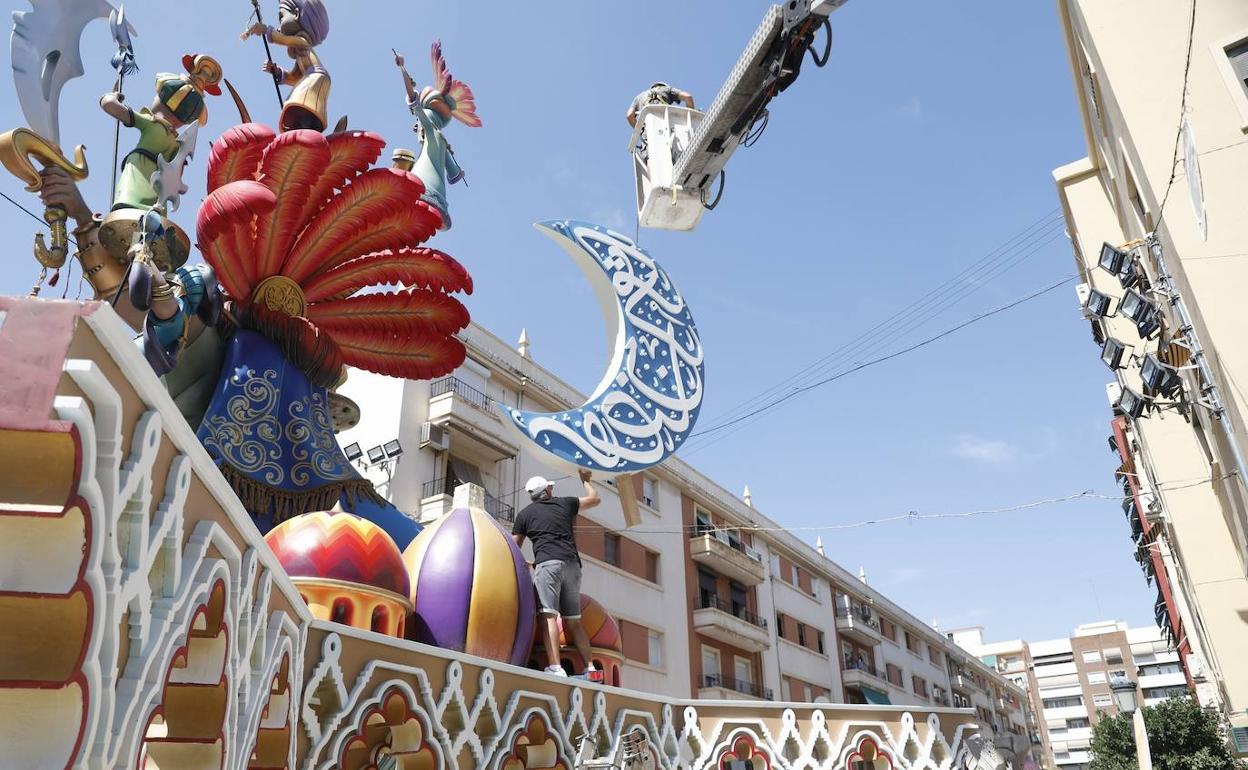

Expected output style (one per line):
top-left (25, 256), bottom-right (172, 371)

top-left (513, 470), bottom-right (601, 679)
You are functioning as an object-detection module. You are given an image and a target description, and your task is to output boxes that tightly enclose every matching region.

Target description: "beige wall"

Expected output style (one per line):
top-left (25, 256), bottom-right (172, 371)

top-left (1055, 0), bottom-right (1248, 739)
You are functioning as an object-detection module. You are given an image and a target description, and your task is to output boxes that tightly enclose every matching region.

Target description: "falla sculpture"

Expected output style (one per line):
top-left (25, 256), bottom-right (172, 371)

top-left (0, 2), bottom-right (1004, 768)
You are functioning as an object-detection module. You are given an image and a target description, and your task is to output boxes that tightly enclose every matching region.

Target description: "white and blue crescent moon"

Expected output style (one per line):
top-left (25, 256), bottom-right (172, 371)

top-left (502, 220), bottom-right (705, 474)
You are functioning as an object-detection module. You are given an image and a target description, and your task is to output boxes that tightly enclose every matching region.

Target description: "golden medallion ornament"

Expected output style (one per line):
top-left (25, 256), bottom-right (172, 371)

top-left (252, 275), bottom-right (308, 317)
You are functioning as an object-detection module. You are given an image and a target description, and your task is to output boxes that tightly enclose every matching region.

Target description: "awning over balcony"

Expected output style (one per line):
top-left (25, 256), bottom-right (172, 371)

top-left (860, 686), bottom-right (891, 705)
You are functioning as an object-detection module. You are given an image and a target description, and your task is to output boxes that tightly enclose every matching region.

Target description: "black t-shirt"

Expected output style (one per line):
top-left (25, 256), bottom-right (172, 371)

top-left (513, 496), bottom-right (581, 566)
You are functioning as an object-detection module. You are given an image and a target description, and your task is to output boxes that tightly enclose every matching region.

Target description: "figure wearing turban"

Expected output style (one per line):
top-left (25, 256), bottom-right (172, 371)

top-left (100, 54), bottom-right (221, 211)
top-left (243, 0), bottom-right (331, 132)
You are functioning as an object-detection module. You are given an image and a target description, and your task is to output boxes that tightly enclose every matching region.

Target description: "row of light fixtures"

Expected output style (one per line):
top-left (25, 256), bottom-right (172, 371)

top-left (343, 439), bottom-right (404, 466)
top-left (1084, 242), bottom-right (1182, 419)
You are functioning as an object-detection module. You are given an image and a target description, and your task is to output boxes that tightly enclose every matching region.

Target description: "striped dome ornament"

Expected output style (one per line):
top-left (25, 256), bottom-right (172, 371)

top-left (264, 510), bottom-right (409, 598)
top-left (402, 493), bottom-right (536, 666)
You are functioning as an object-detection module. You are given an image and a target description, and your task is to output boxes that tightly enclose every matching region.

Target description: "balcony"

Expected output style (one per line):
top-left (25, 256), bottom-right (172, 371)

top-left (692, 594), bottom-right (771, 653)
top-left (841, 658), bottom-right (888, 691)
top-left (698, 674), bottom-right (773, 702)
top-left (419, 477), bottom-right (515, 524)
top-left (688, 529), bottom-right (766, 586)
top-left (834, 596), bottom-right (882, 645)
top-left (427, 377), bottom-right (519, 462)
top-left (950, 671), bottom-right (978, 694)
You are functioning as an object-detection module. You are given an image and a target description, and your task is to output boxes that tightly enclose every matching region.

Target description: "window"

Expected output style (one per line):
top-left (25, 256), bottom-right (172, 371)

top-left (1093, 694), bottom-right (1113, 707)
top-left (695, 509), bottom-right (712, 535)
top-left (647, 630), bottom-right (664, 668)
top-left (816, 630), bottom-right (826, 655)
top-left (1042, 696), bottom-right (1084, 709)
top-left (734, 656), bottom-right (753, 687)
top-left (370, 605), bottom-right (389, 634)
top-left (1087, 672), bottom-right (1106, 685)
top-left (1109, 669), bottom-right (1127, 681)
top-left (604, 533), bottom-right (620, 567)
top-left (1227, 39), bottom-right (1248, 96)
top-left (701, 646), bottom-right (721, 681)
top-left (331, 598), bottom-right (352, 625)
top-left (644, 551), bottom-right (659, 583)
top-left (797, 622), bottom-right (807, 647)
top-left (1103, 648), bottom-right (1123, 664)
top-left (880, 616), bottom-right (897, 642)
top-left (886, 663), bottom-right (903, 687)
top-left (1081, 650), bottom-right (1101, 664)
top-left (1067, 718), bottom-right (1090, 729)
top-left (905, 631), bottom-right (921, 656)
top-left (913, 675), bottom-right (928, 698)
top-left (930, 648), bottom-right (943, 667)
top-left (642, 476), bottom-right (658, 508)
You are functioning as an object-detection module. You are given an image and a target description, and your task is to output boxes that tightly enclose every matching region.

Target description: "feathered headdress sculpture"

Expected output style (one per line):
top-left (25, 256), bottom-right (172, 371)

top-left (422, 39), bottom-right (481, 127)
top-left (198, 125), bottom-right (472, 386)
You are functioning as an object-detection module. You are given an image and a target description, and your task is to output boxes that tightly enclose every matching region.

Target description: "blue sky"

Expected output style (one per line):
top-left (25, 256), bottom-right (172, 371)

top-left (0, 0), bottom-right (1157, 642)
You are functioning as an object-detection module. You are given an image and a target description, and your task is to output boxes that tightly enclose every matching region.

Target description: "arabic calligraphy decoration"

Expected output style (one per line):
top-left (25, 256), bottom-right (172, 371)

top-left (502, 221), bottom-right (704, 474)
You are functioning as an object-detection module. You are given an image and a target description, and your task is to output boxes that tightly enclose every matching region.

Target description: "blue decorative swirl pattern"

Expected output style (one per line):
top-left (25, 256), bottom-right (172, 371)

top-left (503, 220), bottom-right (704, 474)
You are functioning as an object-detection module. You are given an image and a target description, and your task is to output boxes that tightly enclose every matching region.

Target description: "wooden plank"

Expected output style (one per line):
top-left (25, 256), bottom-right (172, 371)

top-left (616, 473), bottom-right (641, 529)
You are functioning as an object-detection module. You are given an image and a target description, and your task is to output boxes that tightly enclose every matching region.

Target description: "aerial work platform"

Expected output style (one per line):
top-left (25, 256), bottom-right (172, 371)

top-left (633, 0), bottom-right (848, 231)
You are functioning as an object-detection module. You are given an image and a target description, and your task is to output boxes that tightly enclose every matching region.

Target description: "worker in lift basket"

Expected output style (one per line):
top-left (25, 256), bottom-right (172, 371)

top-left (626, 81), bottom-right (696, 127)
top-left (512, 470), bottom-right (602, 680)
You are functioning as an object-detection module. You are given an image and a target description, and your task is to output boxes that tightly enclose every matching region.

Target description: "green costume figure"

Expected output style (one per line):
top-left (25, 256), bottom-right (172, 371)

top-left (101, 54), bottom-right (221, 210)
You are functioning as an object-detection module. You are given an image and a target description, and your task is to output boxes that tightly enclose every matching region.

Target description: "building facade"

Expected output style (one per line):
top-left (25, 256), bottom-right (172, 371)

top-left (335, 320), bottom-right (1036, 761)
top-left (955, 622), bottom-right (1186, 770)
top-left (1052, 0), bottom-right (1248, 753)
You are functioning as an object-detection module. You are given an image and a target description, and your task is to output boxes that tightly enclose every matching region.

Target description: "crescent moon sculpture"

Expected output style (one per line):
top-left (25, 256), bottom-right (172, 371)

top-left (502, 220), bottom-right (705, 475)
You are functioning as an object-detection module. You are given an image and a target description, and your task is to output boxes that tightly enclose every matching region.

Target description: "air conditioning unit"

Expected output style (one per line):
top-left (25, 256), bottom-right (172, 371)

top-left (1105, 381), bottom-right (1123, 409)
top-left (420, 422), bottom-right (449, 451)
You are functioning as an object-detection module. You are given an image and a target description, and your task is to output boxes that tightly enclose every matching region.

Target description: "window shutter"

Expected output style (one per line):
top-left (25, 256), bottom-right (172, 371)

top-left (1229, 40), bottom-right (1248, 88)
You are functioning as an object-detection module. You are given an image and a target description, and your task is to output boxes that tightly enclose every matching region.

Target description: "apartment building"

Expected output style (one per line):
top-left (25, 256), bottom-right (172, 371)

top-left (1052, 0), bottom-right (1248, 752)
top-left (335, 320), bottom-right (1035, 762)
top-left (955, 622), bottom-right (1187, 769)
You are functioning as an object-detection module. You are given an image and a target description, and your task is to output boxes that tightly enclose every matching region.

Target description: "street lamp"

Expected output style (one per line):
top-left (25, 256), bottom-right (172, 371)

top-left (1109, 673), bottom-right (1152, 770)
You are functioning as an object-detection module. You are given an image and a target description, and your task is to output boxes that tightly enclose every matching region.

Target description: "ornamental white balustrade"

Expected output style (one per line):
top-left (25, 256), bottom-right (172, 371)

top-left (0, 297), bottom-right (1003, 770)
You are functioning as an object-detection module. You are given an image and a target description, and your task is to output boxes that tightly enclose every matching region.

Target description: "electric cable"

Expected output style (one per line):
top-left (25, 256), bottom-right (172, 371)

top-left (1154, 0), bottom-right (1197, 227)
top-left (677, 229), bottom-right (1067, 457)
top-left (686, 271), bottom-right (1075, 447)
top-left (691, 209), bottom-right (1063, 434)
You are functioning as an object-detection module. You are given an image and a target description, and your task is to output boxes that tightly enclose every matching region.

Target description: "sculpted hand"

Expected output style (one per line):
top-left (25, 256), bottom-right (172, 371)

top-left (37, 166), bottom-right (93, 226)
top-left (261, 61), bottom-right (281, 75)
top-left (393, 51), bottom-right (406, 69)
top-left (240, 22), bottom-right (266, 40)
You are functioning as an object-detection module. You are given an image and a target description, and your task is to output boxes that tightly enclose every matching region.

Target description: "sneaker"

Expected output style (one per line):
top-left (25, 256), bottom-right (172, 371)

top-left (545, 665), bottom-right (568, 677)
top-left (583, 667), bottom-right (603, 683)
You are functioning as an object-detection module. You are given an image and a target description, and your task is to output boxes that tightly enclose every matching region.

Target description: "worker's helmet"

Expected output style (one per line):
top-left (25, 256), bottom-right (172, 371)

top-left (651, 81), bottom-right (669, 89)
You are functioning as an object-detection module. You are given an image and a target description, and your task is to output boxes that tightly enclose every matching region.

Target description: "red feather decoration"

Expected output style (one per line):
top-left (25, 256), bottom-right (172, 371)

top-left (307, 289), bottom-right (469, 338)
top-left (196, 125), bottom-right (473, 384)
top-left (253, 130), bottom-right (331, 282)
top-left (281, 168), bottom-right (425, 283)
top-left (302, 247), bottom-right (473, 303)
top-left (332, 327), bottom-right (467, 381)
top-left (207, 123), bottom-right (276, 193)
top-left (296, 130), bottom-right (389, 228)
top-left (197, 180), bottom-right (277, 299)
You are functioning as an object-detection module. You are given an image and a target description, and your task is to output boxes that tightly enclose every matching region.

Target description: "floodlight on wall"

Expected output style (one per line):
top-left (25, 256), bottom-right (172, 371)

top-left (383, 439), bottom-right (403, 458)
top-left (366, 445), bottom-right (386, 464)
top-left (1115, 387), bottom-right (1149, 420)
top-left (1100, 337), bottom-right (1132, 370)
top-left (1118, 260), bottom-right (1147, 290)
top-left (343, 442), bottom-right (363, 462)
top-left (1083, 287), bottom-right (1115, 318)
top-left (1119, 289), bottom-right (1160, 338)
top-left (1099, 242), bottom-right (1130, 277)
top-left (1140, 353), bottom-right (1181, 398)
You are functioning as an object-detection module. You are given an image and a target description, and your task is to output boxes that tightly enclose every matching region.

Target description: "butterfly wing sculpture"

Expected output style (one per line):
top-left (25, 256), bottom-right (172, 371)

top-left (430, 39), bottom-right (480, 127)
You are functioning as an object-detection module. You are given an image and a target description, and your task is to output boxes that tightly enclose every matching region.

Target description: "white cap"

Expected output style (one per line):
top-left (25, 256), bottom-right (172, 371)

top-left (525, 476), bottom-right (553, 494)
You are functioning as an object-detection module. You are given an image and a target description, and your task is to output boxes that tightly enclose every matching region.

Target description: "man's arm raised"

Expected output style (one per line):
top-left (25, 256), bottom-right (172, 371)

top-left (577, 469), bottom-right (601, 511)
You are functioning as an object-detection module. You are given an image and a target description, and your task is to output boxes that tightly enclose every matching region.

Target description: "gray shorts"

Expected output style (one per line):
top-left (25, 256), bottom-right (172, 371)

top-left (534, 560), bottom-right (582, 618)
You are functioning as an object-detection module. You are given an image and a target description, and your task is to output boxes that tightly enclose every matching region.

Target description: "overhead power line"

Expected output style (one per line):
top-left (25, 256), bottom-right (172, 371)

top-left (686, 273), bottom-right (1076, 443)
